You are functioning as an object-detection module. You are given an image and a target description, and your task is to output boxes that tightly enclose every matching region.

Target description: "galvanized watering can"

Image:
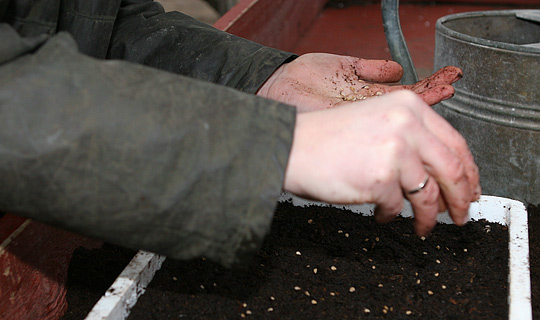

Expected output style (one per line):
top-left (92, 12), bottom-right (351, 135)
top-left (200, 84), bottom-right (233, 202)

top-left (382, 1), bottom-right (540, 205)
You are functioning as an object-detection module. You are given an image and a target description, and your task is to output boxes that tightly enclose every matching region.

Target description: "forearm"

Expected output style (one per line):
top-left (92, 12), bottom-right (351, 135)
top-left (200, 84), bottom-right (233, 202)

top-left (108, 0), bottom-right (297, 93)
top-left (0, 31), bottom-right (296, 266)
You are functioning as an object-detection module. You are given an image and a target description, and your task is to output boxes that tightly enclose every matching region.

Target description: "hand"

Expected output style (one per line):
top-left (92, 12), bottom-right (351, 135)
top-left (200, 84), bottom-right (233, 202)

top-left (283, 91), bottom-right (481, 236)
top-left (257, 53), bottom-right (462, 112)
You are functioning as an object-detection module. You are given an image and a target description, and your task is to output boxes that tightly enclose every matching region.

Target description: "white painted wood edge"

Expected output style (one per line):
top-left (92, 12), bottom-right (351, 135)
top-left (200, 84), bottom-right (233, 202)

top-left (84, 250), bottom-right (166, 320)
top-left (278, 193), bottom-right (532, 320)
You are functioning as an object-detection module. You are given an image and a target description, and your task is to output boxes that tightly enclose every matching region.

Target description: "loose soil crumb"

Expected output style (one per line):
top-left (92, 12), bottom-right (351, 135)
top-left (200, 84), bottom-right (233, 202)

top-left (126, 201), bottom-right (508, 320)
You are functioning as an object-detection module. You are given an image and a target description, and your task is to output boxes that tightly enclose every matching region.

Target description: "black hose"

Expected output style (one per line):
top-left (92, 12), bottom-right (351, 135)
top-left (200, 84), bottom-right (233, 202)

top-left (381, 0), bottom-right (418, 85)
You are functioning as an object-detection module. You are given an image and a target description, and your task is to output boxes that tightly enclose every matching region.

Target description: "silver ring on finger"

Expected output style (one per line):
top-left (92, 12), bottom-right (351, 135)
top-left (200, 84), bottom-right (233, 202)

top-left (405, 174), bottom-right (430, 195)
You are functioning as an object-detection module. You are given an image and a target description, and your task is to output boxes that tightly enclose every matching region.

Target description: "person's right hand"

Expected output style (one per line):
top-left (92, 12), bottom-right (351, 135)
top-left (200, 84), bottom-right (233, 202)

top-left (283, 90), bottom-right (481, 236)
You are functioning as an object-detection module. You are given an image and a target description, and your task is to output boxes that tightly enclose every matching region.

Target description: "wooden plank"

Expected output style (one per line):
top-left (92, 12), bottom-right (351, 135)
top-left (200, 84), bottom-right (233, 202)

top-left (402, 0), bottom-right (540, 4)
top-left (0, 220), bottom-right (101, 320)
top-left (214, 0), bottom-right (328, 51)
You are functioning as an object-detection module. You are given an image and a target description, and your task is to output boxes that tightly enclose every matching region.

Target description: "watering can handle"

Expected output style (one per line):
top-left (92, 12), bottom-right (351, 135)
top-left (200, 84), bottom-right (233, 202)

top-left (381, 0), bottom-right (418, 85)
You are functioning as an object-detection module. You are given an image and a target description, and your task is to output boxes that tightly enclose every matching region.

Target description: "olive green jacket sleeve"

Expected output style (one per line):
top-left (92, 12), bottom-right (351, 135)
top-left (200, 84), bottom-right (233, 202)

top-left (0, 1), bottom-right (297, 266)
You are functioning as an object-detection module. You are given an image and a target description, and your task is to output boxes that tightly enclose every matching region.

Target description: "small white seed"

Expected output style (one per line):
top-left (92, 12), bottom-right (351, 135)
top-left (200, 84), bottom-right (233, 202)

top-left (330, 266), bottom-right (337, 271)
top-left (267, 308), bottom-right (274, 312)
top-left (311, 299), bottom-right (317, 305)
top-left (349, 286), bottom-right (356, 292)
top-left (364, 308), bottom-right (371, 313)
top-left (294, 286), bottom-right (301, 291)
top-left (296, 251), bottom-right (301, 256)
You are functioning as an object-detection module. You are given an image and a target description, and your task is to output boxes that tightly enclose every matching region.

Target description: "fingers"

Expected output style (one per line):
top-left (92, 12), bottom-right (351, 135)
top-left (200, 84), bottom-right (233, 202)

top-left (410, 121), bottom-right (476, 227)
top-left (351, 58), bottom-right (404, 83)
top-left (416, 85), bottom-right (455, 106)
top-left (419, 106), bottom-right (481, 203)
top-left (411, 66), bottom-right (463, 91)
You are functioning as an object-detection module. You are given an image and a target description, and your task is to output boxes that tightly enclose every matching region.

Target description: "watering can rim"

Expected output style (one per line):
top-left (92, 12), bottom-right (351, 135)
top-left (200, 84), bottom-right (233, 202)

top-left (436, 9), bottom-right (540, 55)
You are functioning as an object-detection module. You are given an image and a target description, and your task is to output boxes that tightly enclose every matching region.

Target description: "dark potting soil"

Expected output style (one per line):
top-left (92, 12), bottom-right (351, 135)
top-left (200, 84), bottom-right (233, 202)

top-left (60, 244), bottom-right (137, 320)
top-left (528, 204), bottom-right (540, 320)
top-left (126, 201), bottom-right (509, 320)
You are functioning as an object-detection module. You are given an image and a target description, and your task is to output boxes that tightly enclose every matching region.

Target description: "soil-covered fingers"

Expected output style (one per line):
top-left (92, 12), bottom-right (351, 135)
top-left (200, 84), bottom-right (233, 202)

top-left (349, 58), bottom-right (403, 83)
top-left (410, 66), bottom-right (463, 91)
top-left (416, 85), bottom-right (455, 106)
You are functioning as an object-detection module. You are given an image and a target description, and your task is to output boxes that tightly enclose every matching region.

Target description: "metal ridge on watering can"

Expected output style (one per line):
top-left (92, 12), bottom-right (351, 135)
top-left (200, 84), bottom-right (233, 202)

top-left (432, 9), bottom-right (540, 204)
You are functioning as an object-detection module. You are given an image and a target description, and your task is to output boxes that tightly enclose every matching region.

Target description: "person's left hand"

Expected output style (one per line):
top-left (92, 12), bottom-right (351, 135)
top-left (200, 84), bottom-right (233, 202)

top-left (257, 53), bottom-right (463, 112)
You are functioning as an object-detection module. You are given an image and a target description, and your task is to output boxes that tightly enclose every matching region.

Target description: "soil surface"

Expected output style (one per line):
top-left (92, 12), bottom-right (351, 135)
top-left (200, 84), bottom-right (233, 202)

top-left (528, 204), bottom-right (540, 320)
top-left (126, 201), bottom-right (508, 320)
top-left (60, 244), bottom-right (137, 320)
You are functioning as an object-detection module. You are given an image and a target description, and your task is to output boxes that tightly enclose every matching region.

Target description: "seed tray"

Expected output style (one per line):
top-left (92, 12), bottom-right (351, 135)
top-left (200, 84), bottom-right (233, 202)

top-left (84, 195), bottom-right (530, 320)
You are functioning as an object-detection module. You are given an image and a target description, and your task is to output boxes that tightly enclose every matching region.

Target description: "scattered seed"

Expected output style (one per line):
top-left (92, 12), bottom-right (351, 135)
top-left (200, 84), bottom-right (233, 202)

top-left (345, 233), bottom-right (350, 237)
top-left (349, 286), bottom-right (356, 292)
top-left (307, 219), bottom-right (313, 224)
top-left (338, 230), bottom-right (343, 234)
top-left (311, 299), bottom-right (317, 305)
top-left (313, 268), bottom-right (318, 274)
top-left (362, 248), bottom-right (368, 252)
top-left (241, 313), bottom-right (246, 318)
top-left (420, 236), bottom-right (426, 241)
top-left (330, 292), bottom-right (336, 296)
top-left (242, 303), bottom-right (248, 308)
top-left (442, 285), bottom-right (447, 289)
top-left (330, 266), bottom-right (337, 271)
top-left (200, 285), bottom-right (205, 290)
top-left (464, 248), bottom-right (468, 252)
top-left (415, 272), bottom-right (419, 277)
top-left (246, 310), bottom-right (252, 315)
top-left (270, 296), bottom-right (276, 301)
top-left (296, 251), bottom-right (302, 256)
top-left (375, 237), bottom-right (380, 242)
top-left (294, 286), bottom-right (301, 291)
top-left (423, 251), bottom-right (428, 255)
top-left (267, 308), bottom-right (274, 312)
top-left (436, 259), bottom-right (441, 264)
top-left (435, 272), bottom-right (440, 277)
top-left (428, 290), bottom-right (434, 295)
top-left (382, 309), bottom-right (388, 314)
top-left (305, 291), bottom-right (310, 296)
top-left (416, 279), bottom-right (421, 284)
top-left (375, 91), bottom-right (383, 96)
top-left (372, 265), bottom-right (376, 270)
top-left (436, 245), bottom-right (441, 250)
top-left (172, 277), bottom-right (177, 281)
top-left (406, 310), bottom-right (413, 315)
top-left (364, 308), bottom-right (371, 314)
top-left (378, 283), bottom-right (383, 288)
